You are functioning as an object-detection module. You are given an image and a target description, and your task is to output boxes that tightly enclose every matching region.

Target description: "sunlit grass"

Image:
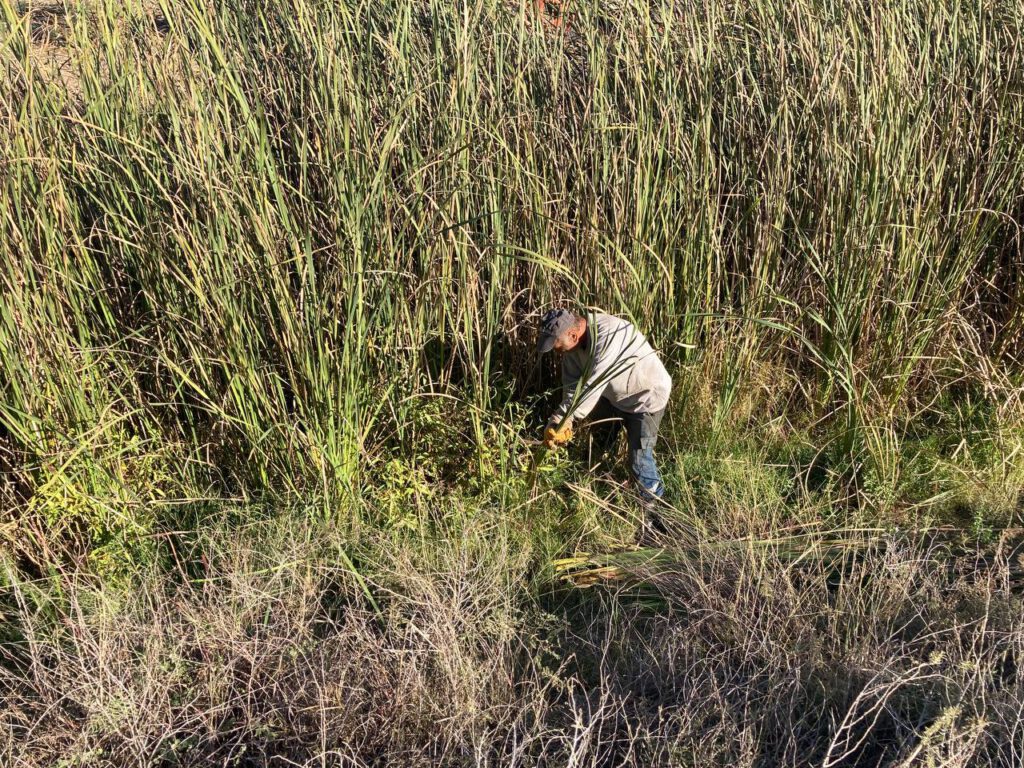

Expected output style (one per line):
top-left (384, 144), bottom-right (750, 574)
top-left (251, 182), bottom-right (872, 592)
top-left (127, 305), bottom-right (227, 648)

top-left (2, 0), bottom-right (1021, 566)
top-left (0, 2), bottom-right (1023, 762)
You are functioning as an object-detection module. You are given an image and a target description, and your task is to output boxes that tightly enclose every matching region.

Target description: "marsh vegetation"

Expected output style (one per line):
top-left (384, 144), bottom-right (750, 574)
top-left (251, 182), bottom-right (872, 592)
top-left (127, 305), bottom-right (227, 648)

top-left (1, 0), bottom-right (1023, 764)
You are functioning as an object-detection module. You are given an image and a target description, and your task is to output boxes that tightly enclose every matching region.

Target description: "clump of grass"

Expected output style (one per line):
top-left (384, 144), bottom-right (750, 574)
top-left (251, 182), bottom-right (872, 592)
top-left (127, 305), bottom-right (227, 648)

top-left (4, 515), bottom-right (1024, 766)
top-left (1, 0), bottom-right (1022, 568)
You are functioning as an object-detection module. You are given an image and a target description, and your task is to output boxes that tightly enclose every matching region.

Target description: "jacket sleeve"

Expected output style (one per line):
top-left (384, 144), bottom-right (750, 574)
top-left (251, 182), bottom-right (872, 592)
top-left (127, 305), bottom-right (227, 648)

top-left (548, 334), bottom-right (636, 428)
top-left (548, 356), bottom-right (582, 428)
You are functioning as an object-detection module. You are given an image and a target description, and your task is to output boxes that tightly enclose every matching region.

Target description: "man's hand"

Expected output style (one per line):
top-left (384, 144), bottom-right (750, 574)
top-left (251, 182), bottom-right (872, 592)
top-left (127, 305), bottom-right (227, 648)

top-left (543, 423), bottom-right (573, 449)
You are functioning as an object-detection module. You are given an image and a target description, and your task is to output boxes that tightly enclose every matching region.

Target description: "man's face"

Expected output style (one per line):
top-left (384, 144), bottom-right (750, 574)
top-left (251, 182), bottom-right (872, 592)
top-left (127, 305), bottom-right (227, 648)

top-left (551, 321), bottom-right (582, 353)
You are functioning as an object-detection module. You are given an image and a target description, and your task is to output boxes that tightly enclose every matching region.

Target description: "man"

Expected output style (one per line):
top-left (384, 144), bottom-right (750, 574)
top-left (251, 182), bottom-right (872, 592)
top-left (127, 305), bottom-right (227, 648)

top-left (537, 307), bottom-right (672, 501)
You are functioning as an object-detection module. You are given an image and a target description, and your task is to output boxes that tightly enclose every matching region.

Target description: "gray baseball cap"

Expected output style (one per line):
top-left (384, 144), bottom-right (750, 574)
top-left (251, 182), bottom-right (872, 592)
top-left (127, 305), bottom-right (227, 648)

top-left (537, 308), bottom-right (577, 353)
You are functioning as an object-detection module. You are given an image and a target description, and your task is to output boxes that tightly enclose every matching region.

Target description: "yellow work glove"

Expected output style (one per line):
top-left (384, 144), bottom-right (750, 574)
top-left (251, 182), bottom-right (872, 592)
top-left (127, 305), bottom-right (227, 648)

top-left (543, 423), bottom-right (573, 449)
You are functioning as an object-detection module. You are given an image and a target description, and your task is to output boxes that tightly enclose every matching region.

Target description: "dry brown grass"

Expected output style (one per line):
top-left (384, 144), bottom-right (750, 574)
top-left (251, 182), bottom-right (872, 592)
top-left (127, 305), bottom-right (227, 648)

top-left (3, 518), bottom-right (1024, 766)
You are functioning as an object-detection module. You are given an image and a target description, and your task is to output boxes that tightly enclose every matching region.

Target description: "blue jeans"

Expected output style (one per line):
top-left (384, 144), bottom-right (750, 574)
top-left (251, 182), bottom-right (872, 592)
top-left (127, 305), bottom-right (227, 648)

top-left (588, 398), bottom-right (666, 499)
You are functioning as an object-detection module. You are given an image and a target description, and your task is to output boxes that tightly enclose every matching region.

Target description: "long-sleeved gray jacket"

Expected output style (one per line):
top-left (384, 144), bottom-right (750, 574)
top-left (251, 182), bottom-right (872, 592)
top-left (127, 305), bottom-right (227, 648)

top-left (549, 312), bottom-right (671, 428)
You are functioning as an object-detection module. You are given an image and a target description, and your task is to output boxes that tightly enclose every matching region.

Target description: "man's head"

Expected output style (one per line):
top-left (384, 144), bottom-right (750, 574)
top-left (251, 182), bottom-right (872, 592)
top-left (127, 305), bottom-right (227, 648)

top-left (537, 308), bottom-right (587, 354)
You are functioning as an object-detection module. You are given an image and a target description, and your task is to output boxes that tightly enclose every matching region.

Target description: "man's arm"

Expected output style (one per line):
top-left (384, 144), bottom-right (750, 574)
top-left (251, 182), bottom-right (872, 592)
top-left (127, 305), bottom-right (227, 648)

top-left (548, 355), bottom-right (583, 429)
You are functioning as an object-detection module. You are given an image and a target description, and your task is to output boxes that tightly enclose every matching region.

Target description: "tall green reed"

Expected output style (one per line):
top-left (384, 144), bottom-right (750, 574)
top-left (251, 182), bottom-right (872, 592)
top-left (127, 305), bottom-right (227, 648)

top-left (0, 0), bottom-right (1021, 560)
